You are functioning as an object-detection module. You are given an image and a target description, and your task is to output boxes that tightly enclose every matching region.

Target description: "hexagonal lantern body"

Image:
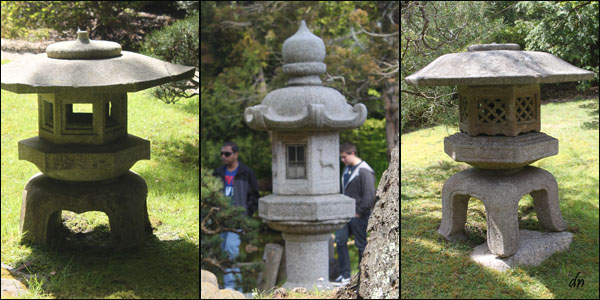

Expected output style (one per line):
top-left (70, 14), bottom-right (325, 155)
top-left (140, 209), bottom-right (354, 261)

top-left (37, 91), bottom-right (127, 145)
top-left (1, 30), bottom-right (195, 250)
top-left (245, 21), bottom-right (366, 289)
top-left (458, 84), bottom-right (540, 136)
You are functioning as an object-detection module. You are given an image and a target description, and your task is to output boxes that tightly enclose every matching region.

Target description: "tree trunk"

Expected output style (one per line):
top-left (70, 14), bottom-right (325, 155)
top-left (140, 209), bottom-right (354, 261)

top-left (384, 83), bottom-right (399, 162)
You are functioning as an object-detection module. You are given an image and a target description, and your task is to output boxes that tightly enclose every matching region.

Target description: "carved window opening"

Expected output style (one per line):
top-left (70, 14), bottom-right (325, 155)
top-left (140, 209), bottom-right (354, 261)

top-left (516, 95), bottom-right (535, 122)
top-left (286, 144), bottom-right (306, 179)
top-left (477, 98), bottom-right (506, 124)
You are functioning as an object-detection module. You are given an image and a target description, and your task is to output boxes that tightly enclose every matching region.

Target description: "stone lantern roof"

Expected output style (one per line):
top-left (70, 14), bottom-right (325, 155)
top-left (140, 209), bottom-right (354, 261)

top-left (0, 30), bottom-right (195, 94)
top-left (405, 43), bottom-right (595, 86)
top-left (245, 21), bottom-right (366, 132)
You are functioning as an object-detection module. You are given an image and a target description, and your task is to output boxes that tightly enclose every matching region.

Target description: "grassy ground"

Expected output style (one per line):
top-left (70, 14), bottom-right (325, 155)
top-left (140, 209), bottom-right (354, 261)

top-left (1, 63), bottom-right (199, 298)
top-left (401, 98), bottom-right (599, 299)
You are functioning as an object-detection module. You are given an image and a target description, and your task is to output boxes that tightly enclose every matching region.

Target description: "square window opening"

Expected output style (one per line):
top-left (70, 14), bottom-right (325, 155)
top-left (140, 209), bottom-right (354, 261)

top-left (66, 103), bottom-right (93, 130)
top-left (286, 144), bottom-right (306, 179)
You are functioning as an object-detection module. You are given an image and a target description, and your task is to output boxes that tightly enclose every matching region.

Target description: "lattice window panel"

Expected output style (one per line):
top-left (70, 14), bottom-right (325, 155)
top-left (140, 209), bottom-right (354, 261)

top-left (516, 95), bottom-right (535, 122)
top-left (477, 98), bottom-right (506, 124)
top-left (459, 96), bottom-right (468, 122)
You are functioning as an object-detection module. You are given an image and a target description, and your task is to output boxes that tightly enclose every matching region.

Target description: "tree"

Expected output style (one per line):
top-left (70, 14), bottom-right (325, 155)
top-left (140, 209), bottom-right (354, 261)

top-left (200, 168), bottom-right (261, 292)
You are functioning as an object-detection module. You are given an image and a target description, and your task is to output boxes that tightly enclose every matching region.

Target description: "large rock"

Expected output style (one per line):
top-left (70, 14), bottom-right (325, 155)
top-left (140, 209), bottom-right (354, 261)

top-left (358, 140), bottom-right (399, 299)
top-left (200, 269), bottom-right (245, 299)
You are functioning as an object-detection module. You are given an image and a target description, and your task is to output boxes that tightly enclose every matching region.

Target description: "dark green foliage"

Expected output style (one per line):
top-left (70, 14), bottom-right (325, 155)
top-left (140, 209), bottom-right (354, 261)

top-left (140, 11), bottom-right (199, 104)
top-left (201, 168), bottom-right (262, 292)
top-left (1, 1), bottom-right (144, 43)
top-left (515, 1), bottom-right (599, 89)
top-left (401, 1), bottom-right (598, 134)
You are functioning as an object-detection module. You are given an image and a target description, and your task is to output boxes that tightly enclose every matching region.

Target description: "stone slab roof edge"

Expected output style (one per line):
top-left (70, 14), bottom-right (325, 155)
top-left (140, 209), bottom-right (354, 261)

top-left (1, 51), bottom-right (196, 94)
top-left (405, 50), bottom-right (596, 86)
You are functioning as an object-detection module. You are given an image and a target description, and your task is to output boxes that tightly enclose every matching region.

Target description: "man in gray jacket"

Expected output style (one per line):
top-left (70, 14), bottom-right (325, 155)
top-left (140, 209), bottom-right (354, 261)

top-left (332, 142), bottom-right (376, 286)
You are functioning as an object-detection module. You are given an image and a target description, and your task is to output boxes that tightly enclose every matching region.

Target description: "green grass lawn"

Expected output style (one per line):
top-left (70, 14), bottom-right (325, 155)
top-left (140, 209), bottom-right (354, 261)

top-left (1, 71), bottom-right (199, 298)
top-left (401, 98), bottom-right (599, 299)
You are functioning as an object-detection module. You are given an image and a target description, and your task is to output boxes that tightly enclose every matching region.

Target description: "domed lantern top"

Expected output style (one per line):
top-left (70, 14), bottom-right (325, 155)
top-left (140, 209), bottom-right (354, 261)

top-left (1, 30), bottom-right (195, 94)
top-left (405, 43), bottom-right (595, 86)
top-left (244, 20), bottom-right (366, 132)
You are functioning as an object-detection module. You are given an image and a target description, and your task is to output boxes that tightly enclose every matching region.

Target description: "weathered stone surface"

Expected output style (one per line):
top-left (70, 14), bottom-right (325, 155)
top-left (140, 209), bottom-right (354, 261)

top-left (249, 20), bottom-right (364, 291)
top-left (405, 44), bottom-right (595, 86)
top-left (470, 230), bottom-right (573, 272)
top-left (36, 92), bottom-right (128, 145)
top-left (444, 132), bottom-right (558, 169)
top-left (244, 20), bottom-right (366, 132)
top-left (457, 84), bottom-right (541, 136)
top-left (19, 135), bottom-right (150, 181)
top-left (439, 166), bottom-right (567, 257)
top-left (200, 269), bottom-right (246, 299)
top-left (358, 140), bottom-right (399, 299)
top-left (282, 20), bottom-right (326, 86)
top-left (244, 87), bottom-right (367, 132)
top-left (467, 43), bottom-right (520, 51)
top-left (259, 194), bottom-right (354, 222)
top-left (280, 232), bottom-right (332, 290)
top-left (1, 264), bottom-right (28, 298)
top-left (1, 50), bottom-right (195, 94)
top-left (1, 30), bottom-right (195, 253)
top-left (20, 171), bottom-right (152, 250)
top-left (201, 269), bottom-right (218, 286)
top-left (270, 132), bottom-right (341, 195)
top-left (46, 30), bottom-right (121, 59)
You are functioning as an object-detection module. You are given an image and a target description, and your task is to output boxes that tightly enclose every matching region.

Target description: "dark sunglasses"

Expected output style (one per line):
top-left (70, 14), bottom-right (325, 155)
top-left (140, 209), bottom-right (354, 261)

top-left (220, 151), bottom-right (233, 157)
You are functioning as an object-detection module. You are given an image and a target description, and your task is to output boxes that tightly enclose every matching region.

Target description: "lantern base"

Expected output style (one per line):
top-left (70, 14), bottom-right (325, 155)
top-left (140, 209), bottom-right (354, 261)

top-left (438, 166), bottom-right (567, 257)
top-left (19, 171), bottom-right (152, 251)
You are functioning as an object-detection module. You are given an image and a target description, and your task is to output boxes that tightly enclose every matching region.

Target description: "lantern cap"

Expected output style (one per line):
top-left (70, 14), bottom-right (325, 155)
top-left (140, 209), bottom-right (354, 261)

top-left (281, 20), bottom-right (327, 86)
top-left (282, 20), bottom-right (325, 65)
top-left (405, 43), bottom-right (595, 86)
top-left (244, 20), bottom-right (366, 132)
top-left (46, 29), bottom-right (122, 59)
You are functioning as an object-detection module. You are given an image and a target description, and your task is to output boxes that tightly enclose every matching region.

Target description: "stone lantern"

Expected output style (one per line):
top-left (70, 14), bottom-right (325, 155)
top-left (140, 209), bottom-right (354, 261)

top-left (245, 21), bottom-right (366, 289)
top-left (405, 44), bottom-right (594, 264)
top-left (1, 30), bottom-right (195, 250)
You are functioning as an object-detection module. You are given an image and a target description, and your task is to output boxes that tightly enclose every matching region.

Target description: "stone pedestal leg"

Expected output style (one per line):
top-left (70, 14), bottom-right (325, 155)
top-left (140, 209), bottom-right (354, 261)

top-left (20, 171), bottom-right (152, 250)
top-left (281, 232), bottom-right (332, 290)
top-left (438, 166), bottom-right (567, 257)
top-left (438, 186), bottom-right (470, 241)
top-left (530, 174), bottom-right (567, 231)
top-left (481, 196), bottom-right (520, 257)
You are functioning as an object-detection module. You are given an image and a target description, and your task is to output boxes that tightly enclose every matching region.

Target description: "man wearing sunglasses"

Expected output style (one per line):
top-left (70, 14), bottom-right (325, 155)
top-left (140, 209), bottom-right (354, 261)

top-left (212, 141), bottom-right (259, 292)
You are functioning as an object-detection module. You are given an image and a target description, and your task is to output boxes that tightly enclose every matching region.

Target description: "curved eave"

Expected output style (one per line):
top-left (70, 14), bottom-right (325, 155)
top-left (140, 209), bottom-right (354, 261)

top-left (405, 51), bottom-right (596, 87)
top-left (244, 103), bottom-right (367, 132)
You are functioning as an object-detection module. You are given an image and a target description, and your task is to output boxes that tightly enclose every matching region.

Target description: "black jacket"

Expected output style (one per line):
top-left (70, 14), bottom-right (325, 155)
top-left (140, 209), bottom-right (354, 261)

top-left (341, 160), bottom-right (376, 218)
top-left (212, 161), bottom-right (259, 217)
